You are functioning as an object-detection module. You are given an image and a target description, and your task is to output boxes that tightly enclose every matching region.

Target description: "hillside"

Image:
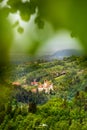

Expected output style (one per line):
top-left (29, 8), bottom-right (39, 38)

top-left (0, 55), bottom-right (87, 129)
top-left (8, 55), bottom-right (87, 101)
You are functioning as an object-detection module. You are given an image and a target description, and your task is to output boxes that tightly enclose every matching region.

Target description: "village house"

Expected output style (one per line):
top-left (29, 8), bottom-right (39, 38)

top-left (12, 81), bottom-right (21, 87)
top-left (38, 83), bottom-right (44, 92)
top-left (42, 80), bottom-right (53, 94)
top-left (31, 88), bottom-right (37, 93)
top-left (31, 79), bottom-right (38, 86)
top-left (31, 80), bottom-right (54, 94)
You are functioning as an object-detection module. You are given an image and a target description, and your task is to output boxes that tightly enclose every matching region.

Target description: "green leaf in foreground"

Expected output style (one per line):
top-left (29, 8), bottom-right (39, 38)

top-left (12, 21), bottom-right (19, 28)
top-left (17, 26), bottom-right (24, 33)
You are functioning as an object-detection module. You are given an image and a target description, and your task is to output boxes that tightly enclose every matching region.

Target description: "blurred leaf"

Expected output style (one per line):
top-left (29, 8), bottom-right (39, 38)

top-left (7, 0), bottom-right (21, 7)
top-left (12, 20), bottom-right (19, 28)
top-left (4, 0), bottom-right (87, 53)
top-left (27, 41), bottom-right (41, 55)
top-left (0, 10), bottom-right (13, 67)
top-left (29, 0), bottom-right (37, 14)
top-left (7, 0), bottom-right (22, 13)
top-left (0, 0), bottom-right (3, 3)
top-left (20, 11), bottom-right (30, 21)
top-left (17, 26), bottom-right (24, 33)
top-left (35, 16), bottom-right (44, 29)
top-left (0, 7), bottom-right (10, 17)
top-left (19, 2), bottom-right (31, 21)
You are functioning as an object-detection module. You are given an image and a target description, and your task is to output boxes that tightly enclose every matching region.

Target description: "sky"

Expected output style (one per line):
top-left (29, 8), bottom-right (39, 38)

top-left (39, 31), bottom-right (82, 55)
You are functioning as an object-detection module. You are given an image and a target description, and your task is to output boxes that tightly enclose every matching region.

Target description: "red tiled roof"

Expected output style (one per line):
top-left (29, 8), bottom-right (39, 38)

top-left (31, 82), bottom-right (38, 85)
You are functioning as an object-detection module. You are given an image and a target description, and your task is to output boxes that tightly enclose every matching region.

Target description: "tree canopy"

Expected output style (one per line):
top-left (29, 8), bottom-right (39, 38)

top-left (0, 0), bottom-right (87, 50)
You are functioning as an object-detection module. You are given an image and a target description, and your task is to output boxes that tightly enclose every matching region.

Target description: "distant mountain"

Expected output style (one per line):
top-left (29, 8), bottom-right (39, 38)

top-left (50, 49), bottom-right (84, 59)
top-left (39, 49), bottom-right (84, 61)
top-left (10, 49), bottom-right (84, 64)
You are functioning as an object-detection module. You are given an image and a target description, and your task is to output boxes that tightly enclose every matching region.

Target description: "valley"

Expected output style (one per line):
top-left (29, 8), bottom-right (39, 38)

top-left (0, 55), bottom-right (87, 130)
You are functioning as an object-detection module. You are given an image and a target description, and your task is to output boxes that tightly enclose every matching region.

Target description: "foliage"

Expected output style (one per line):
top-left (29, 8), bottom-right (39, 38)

top-left (1, 94), bottom-right (87, 129)
top-left (0, 0), bottom-right (87, 52)
top-left (0, 56), bottom-right (87, 129)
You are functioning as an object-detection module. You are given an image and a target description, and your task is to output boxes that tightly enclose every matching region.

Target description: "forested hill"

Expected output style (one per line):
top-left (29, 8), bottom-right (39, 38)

top-left (8, 55), bottom-right (87, 102)
top-left (1, 56), bottom-right (87, 130)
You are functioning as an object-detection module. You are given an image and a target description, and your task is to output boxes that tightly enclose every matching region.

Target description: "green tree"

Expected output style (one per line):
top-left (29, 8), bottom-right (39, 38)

top-left (28, 102), bottom-right (37, 113)
top-left (69, 121), bottom-right (82, 130)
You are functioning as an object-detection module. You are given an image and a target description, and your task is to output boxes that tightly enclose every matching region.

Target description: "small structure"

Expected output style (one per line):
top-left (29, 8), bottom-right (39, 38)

top-left (37, 80), bottom-right (54, 94)
top-left (42, 80), bottom-right (53, 94)
top-left (31, 80), bottom-right (54, 94)
top-left (31, 88), bottom-right (37, 93)
top-left (61, 71), bottom-right (66, 75)
top-left (12, 81), bottom-right (21, 87)
top-left (38, 83), bottom-right (44, 92)
top-left (31, 79), bottom-right (38, 86)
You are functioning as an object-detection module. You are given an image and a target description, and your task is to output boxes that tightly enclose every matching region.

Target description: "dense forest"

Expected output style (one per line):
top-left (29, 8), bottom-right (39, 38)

top-left (0, 56), bottom-right (87, 130)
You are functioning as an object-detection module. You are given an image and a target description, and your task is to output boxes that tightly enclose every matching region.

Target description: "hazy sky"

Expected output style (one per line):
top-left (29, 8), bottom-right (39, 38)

top-left (39, 31), bottom-right (82, 55)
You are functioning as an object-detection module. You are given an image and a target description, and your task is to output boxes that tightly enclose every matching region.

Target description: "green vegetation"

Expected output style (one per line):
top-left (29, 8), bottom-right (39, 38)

top-left (1, 0), bottom-right (87, 129)
top-left (0, 56), bottom-right (87, 129)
